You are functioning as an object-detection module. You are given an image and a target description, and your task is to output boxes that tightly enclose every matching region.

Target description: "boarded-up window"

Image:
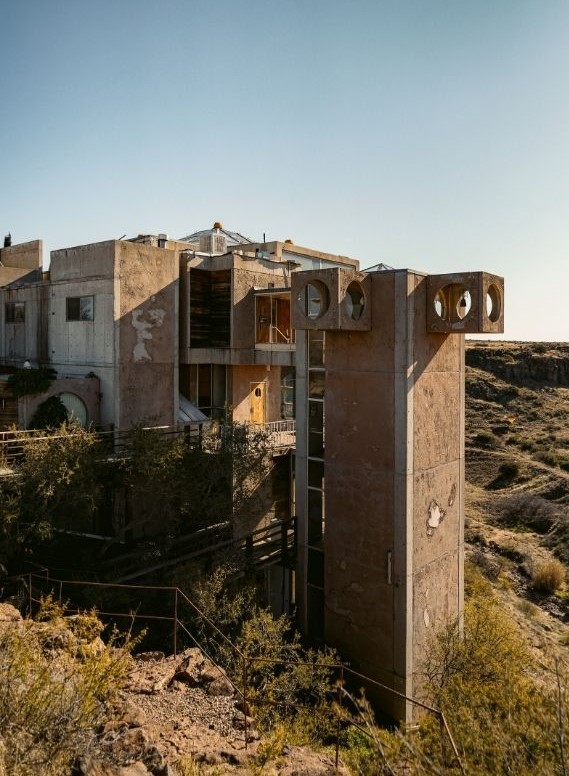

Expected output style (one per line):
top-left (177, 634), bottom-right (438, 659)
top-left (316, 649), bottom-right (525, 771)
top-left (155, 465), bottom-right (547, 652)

top-left (5, 302), bottom-right (25, 323)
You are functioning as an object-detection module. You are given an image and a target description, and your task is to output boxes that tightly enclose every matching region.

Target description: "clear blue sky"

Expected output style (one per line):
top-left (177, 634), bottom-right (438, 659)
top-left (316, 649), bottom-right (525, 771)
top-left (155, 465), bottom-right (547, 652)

top-left (1, 0), bottom-right (568, 341)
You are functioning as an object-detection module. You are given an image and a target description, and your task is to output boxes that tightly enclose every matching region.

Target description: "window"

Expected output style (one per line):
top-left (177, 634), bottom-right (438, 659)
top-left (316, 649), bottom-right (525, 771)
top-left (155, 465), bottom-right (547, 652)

top-left (5, 302), bottom-right (25, 323)
top-left (66, 296), bottom-right (94, 321)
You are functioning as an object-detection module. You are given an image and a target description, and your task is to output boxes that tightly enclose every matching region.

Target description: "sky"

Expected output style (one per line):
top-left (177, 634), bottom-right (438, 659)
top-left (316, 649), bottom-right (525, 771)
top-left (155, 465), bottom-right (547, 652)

top-left (1, 0), bottom-right (568, 341)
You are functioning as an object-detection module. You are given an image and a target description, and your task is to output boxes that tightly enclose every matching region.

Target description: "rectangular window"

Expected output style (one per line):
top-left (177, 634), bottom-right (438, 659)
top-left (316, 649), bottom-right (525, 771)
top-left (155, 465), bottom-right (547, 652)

top-left (5, 302), bottom-right (25, 323)
top-left (66, 296), bottom-right (94, 321)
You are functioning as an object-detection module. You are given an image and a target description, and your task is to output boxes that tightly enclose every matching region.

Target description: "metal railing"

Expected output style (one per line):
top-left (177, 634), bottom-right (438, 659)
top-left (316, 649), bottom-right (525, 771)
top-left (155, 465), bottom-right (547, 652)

top-left (252, 420), bottom-right (296, 449)
top-left (102, 516), bottom-right (297, 584)
top-left (16, 570), bottom-right (464, 773)
top-left (0, 419), bottom-right (297, 470)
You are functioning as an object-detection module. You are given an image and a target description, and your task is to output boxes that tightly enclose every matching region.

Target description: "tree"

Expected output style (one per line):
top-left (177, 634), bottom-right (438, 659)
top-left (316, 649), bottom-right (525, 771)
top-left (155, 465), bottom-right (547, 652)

top-left (0, 424), bottom-right (104, 565)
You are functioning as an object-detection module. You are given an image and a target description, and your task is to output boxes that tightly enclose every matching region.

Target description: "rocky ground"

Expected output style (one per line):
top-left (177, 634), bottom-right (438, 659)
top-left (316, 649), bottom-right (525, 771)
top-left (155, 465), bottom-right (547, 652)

top-left (0, 603), bottom-right (346, 776)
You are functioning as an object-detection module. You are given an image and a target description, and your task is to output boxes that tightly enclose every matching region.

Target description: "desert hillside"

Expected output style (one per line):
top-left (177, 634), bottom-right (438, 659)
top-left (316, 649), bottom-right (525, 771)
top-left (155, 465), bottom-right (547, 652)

top-left (465, 341), bottom-right (569, 651)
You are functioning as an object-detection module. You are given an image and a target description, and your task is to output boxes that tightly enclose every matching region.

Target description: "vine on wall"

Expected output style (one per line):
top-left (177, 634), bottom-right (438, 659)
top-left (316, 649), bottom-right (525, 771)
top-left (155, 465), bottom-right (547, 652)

top-left (6, 368), bottom-right (57, 397)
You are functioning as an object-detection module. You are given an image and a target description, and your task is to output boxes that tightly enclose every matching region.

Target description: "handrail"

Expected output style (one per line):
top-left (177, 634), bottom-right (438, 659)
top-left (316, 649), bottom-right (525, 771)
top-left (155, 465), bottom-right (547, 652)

top-left (20, 569), bottom-right (465, 773)
top-left (0, 419), bottom-right (296, 468)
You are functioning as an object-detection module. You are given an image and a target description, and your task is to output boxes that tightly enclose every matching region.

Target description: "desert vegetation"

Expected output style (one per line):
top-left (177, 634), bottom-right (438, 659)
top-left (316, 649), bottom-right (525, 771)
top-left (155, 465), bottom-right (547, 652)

top-left (4, 342), bottom-right (569, 772)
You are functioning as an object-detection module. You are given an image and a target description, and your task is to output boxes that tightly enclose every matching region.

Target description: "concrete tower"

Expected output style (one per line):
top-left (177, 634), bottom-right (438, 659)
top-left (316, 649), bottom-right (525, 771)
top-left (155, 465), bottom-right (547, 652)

top-left (292, 266), bottom-right (504, 722)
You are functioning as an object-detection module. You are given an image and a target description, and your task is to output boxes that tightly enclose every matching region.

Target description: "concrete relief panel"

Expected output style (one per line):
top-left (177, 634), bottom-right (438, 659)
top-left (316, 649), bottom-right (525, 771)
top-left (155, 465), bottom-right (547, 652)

top-left (426, 272), bottom-right (504, 334)
top-left (130, 308), bottom-right (166, 363)
top-left (413, 370), bottom-right (461, 470)
top-left (116, 242), bottom-right (178, 429)
top-left (291, 268), bottom-right (371, 331)
top-left (412, 461), bottom-right (462, 573)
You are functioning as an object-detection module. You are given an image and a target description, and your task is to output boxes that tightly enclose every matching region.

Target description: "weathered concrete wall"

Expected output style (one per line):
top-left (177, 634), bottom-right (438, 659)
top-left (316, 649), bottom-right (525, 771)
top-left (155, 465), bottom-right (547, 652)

top-left (46, 240), bottom-right (179, 429)
top-left (324, 272), bottom-right (398, 702)
top-left (50, 241), bottom-right (116, 281)
top-left (409, 273), bottom-right (463, 701)
top-left (48, 242), bottom-right (116, 425)
top-left (0, 282), bottom-right (49, 366)
top-left (300, 269), bottom-right (464, 722)
top-left (232, 263), bottom-right (292, 350)
top-left (21, 375), bottom-right (101, 428)
top-left (115, 241), bottom-right (178, 430)
top-left (231, 364), bottom-right (282, 424)
top-left (0, 240), bottom-right (43, 271)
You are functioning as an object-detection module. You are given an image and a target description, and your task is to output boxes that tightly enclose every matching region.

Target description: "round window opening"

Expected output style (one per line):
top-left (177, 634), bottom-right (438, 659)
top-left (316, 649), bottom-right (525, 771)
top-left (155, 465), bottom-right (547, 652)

top-left (486, 284), bottom-right (501, 323)
top-left (433, 284), bottom-right (472, 324)
top-left (297, 281), bottom-right (329, 320)
top-left (344, 281), bottom-right (365, 321)
top-left (255, 387), bottom-right (262, 397)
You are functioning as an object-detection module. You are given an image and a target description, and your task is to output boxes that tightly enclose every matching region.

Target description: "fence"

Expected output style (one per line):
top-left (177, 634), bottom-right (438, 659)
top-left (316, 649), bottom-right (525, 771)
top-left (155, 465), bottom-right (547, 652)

top-left (0, 419), bottom-right (296, 469)
top-left (18, 570), bottom-right (464, 773)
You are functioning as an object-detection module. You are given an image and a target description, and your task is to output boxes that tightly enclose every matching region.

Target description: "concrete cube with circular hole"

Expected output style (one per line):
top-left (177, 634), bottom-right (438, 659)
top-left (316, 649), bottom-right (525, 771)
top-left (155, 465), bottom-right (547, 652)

top-left (291, 268), bottom-right (371, 331)
top-left (426, 272), bottom-right (504, 334)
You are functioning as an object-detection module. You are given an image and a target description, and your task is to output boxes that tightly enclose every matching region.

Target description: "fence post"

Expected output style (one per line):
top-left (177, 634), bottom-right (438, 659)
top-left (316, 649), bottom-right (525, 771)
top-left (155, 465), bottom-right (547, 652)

top-left (173, 588), bottom-right (178, 657)
top-left (281, 520), bottom-right (287, 565)
top-left (335, 666), bottom-right (344, 769)
top-left (28, 573), bottom-right (32, 616)
top-left (243, 656), bottom-right (249, 751)
top-left (58, 580), bottom-right (63, 606)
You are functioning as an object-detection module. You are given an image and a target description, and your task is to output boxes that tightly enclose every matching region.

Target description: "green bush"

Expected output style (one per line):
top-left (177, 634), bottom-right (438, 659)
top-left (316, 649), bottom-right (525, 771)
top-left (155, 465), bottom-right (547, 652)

top-left (342, 565), bottom-right (569, 775)
top-left (29, 395), bottom-right (68, 430)
top-left (475, 430), bottom-right (497, 446)
top-left (189, 563), bottom-right (338, 737)
top-left (498, 461), bottom-right (520, 479)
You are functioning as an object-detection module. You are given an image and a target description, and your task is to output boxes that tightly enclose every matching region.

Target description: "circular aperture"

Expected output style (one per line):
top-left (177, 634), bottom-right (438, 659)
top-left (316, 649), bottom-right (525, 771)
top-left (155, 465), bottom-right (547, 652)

top-left (486, 284), bottom-right (501, 323)
top-left (297, 281), bottom-right (329, 320)
top-left (433, 284), bottom-right (472, 325)
top-left (344, 281), bottom-right (365, 321)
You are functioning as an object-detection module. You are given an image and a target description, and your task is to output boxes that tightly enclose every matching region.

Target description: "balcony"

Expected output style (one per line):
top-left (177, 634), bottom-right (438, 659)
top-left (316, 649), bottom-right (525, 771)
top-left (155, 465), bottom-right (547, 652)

top-left (255, 289), bottom-right (295, 351)
top-left (252, 419), bottom-right (296, 450)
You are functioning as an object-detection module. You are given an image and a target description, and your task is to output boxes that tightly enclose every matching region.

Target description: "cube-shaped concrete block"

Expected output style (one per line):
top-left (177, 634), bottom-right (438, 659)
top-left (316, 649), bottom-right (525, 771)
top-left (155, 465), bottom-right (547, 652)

top-left (426, 272), bottom-right (504, 334)
top-left (291, 268), bottom-right (371, 331)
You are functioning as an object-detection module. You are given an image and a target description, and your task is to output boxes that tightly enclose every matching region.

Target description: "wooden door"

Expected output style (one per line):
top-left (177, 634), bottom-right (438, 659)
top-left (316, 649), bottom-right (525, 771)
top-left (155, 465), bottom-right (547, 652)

top-left (249, 382), bottom-right (266, 424)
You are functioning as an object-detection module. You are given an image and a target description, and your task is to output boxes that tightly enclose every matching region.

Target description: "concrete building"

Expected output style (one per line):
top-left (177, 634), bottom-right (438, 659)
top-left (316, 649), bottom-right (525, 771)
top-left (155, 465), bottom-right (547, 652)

top-left (291, 266), bottom-right (503, 720)
top-left (0, 226), bottom-right (504, 721)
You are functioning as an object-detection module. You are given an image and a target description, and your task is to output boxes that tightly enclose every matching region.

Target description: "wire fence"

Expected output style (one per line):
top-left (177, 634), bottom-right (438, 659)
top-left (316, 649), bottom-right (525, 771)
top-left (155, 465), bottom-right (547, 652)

top-left (10, 570), bottom-right (465, 773)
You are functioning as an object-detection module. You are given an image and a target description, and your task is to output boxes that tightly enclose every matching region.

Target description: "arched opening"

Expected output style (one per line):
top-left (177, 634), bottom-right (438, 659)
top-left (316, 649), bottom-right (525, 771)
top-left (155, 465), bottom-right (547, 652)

top-left (58, 392), bottom-right (88, 427)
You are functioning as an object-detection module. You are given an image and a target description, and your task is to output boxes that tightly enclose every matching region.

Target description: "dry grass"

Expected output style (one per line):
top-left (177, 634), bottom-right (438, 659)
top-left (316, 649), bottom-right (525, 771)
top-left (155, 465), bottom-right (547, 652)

top-left (531, 559), bottom-right (565, 594)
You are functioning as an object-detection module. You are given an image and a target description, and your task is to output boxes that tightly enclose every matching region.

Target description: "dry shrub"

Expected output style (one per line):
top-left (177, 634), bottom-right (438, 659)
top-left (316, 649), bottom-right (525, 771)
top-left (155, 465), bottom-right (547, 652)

top-left (499, 493), bottom-right (559, 533)
top-left (531, 559), bottom-right (565, 594)
top-left (0, 601), bottom-right (131, 776)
